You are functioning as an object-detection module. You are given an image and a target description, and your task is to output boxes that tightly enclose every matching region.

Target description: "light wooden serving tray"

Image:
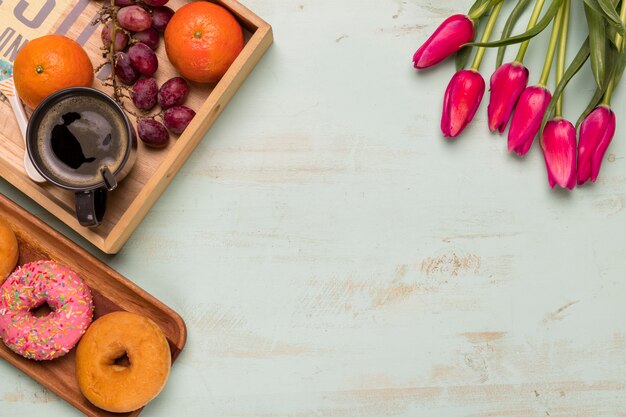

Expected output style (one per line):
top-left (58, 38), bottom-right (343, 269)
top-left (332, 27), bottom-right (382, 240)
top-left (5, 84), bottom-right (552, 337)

top-left (0, 192), bottom-right (187, 417)
top-left (0, 0), bottom-right (273, 253)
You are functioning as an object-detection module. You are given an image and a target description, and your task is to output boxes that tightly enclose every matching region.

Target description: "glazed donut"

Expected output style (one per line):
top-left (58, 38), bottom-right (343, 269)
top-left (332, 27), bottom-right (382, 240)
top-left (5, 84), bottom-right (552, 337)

top-left (0, 260), bottom-right (94, 360)
top-left (76, 311), bottom-right (171, 413)
top-left (0, 217), bottom-right (18, 283)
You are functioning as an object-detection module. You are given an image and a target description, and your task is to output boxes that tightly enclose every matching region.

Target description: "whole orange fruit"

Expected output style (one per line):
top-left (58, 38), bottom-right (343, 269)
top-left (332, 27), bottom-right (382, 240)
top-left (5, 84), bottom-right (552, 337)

top-left (165, 2), bottom-right (244, 83)
top-left (13, 35), bottom-right (93, 109)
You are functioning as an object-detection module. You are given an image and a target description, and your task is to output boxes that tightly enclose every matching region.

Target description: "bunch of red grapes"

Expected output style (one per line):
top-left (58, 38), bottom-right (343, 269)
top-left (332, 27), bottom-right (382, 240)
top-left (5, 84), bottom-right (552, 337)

top-left (101, 0), bottom-right (196, 148)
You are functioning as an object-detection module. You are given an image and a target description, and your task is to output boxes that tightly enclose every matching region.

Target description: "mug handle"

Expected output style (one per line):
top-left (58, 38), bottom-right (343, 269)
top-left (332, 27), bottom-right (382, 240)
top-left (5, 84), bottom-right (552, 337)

top-left (75, 188), bottom-right (107, 227)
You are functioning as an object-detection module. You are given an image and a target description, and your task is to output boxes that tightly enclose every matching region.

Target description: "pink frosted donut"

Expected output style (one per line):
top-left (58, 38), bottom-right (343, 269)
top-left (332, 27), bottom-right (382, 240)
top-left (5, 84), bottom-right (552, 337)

top-left (0, 260), bottom-right (94, 360)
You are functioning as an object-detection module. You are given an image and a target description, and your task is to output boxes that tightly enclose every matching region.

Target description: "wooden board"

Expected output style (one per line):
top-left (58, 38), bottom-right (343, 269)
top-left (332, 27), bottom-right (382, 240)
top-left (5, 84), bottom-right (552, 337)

top-left (0, 0), bottom-right (273, 253)
top-left (0, 192), bottom-right (187, 417)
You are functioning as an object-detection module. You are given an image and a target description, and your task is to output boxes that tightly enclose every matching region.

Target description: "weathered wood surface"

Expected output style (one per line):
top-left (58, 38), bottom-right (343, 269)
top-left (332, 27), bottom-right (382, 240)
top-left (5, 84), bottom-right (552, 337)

top-left (2, 0), bottom-right (626, 415)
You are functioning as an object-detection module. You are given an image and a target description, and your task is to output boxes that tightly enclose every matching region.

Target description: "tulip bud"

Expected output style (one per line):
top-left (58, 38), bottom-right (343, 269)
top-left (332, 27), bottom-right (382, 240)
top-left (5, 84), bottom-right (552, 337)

top-left (577, 106), bottom-right (616, 185)
top-left (508, 86), bottom-right (552, 156)
top-left (441, 69), bottom-right (485, 138)
top-left (413, 15), bottom-right (474, 69)
top-left (488, 62), bottom-right (529, 133)
top-left (541, 118), bottom-right (577, 190)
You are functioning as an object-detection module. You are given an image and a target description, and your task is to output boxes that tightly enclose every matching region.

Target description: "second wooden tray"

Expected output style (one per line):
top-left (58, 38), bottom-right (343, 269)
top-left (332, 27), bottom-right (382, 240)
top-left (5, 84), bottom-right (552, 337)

top-left (0, 193), bottom-right (187, 417)
top-left (0, 0), bottom-right (273, 253)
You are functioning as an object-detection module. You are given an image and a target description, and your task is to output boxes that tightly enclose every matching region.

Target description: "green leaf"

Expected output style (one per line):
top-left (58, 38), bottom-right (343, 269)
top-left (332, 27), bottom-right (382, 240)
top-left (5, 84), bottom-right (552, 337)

top-left (456, 46), bottom-right (474, 70)
top-left (469, 0), bottom-right (505, 19)
top-left (607, 24), bottom-right (619, 48)
top-left (594, 0), bottom-right (626, 34)
top-left (597, 30), bottom-right (626, 91)
top-left (576, 87), bottom-right (605, 127)
top-left (496, 0), bottom-right (533, 68)
top-left (612, 41), bottom-right (626, 86)
top-left (469, 0), bottom-right (492, 17)
top-left (583, 0), bottom-right (626, 37)
top-left (585, 3), bottom-right (607, 88)
top-left (469, 0), bottom-right (565, 48)
top-left (540, 38), bottom-right (591, 136)
top-left (572, 38), bottom-right (626, 127)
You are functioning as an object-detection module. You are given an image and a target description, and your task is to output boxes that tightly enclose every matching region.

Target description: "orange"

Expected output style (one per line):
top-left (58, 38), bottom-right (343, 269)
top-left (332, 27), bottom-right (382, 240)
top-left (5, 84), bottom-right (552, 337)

top-left (13, 35), bottom-right (93, 109)
top-left (164, 2), bottom-right (244, 83)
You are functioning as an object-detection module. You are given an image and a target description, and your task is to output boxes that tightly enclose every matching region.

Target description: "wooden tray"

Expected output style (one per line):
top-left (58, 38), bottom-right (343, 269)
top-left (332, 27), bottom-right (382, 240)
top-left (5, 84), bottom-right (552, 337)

top-left (0, 192), bottom-right (187, 417)
top-left (0, 0), bottom-right (273, 253)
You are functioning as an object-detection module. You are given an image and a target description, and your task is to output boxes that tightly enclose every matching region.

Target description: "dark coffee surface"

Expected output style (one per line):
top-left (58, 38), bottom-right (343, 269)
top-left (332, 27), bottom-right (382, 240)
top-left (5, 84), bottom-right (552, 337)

top-left (36, 95), bottom-right (128, 187)
top-left (50, 112), bottom-right (97, 169)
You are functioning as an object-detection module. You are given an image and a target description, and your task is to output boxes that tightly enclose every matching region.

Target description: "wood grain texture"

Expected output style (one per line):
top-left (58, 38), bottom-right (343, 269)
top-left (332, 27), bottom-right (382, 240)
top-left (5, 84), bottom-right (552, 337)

top-left (0, 0), bottom-right (273, 254)
top-left (0, 194), bottom-right (186, 416)
top-left (2, 0), bottom-right (626, 416)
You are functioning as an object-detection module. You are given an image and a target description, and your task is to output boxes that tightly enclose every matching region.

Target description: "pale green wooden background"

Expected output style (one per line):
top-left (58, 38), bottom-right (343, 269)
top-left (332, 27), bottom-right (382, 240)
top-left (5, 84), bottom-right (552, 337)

top-left (2, 0), bottom-right (626, 416)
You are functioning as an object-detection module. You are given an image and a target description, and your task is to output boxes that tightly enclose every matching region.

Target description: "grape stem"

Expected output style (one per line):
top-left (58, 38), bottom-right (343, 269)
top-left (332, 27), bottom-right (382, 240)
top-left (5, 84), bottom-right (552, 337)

top-left (95, 0), bottom-right (162, 121)
top-left (109, 0), bottom-right (120, 107)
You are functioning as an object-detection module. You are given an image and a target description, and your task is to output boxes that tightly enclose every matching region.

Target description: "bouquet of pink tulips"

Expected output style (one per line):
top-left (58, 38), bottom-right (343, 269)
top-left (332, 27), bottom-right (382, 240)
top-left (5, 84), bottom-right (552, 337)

top-left (413, 0), bottom-right (626, 189)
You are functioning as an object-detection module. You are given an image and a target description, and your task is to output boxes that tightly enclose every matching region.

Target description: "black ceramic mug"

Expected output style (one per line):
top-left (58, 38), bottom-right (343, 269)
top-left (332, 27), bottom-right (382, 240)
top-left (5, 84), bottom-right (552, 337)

top-left (26, 87), bottom-right (137, 228)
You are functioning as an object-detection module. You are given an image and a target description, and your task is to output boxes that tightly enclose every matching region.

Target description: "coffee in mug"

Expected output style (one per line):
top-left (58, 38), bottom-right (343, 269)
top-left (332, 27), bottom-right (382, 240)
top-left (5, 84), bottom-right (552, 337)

top-left (36, 94), bottom-right (129, 186)
top-left (27, 87), bottom-right (137, 227)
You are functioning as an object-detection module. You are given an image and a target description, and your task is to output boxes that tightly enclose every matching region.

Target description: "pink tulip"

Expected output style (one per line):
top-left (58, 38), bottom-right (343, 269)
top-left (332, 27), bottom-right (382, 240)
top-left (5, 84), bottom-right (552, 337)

top-left (541, 118), bottom-right (577, 190)
top-left (577, 106), bottom-right (616, 185)
top-left (488, 62), bottom-right (529, 133)
top-left (413, 14), bottom-right (474, 69)
top-left (508, 86), bottom-right (552, 156)
top-left (441, 69), bottom-right (485, 138)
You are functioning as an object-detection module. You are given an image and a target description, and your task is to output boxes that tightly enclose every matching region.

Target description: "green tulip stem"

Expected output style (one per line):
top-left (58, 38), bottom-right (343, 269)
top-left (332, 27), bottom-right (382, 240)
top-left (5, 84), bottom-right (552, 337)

top-left (555, 0), bottom-right (570, 117)
top-left (470, 0), bottom-right (504, 20)
top-left (603, 76), bottom-right (617, 107)
top-left (537, 1), bottom-right (564, 88)
top-left (602, 0), bottom-right (626, 106)
top-left (516, 0), bottom-right (547, 62)
top-left (470, 1), bottom-right (504, 71)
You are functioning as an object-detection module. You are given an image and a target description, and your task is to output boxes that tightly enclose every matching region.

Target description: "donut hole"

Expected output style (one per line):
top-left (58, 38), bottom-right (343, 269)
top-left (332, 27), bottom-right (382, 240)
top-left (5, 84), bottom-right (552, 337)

top-left (31, 302), bottom-right (54, 318)
top-left (113, 352), bottom-right (131, 368)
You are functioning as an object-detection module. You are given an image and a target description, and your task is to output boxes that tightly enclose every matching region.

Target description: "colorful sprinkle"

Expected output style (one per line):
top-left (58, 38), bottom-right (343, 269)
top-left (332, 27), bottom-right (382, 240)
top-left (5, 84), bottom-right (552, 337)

top-left (0, 261), bottom-right (94, 361)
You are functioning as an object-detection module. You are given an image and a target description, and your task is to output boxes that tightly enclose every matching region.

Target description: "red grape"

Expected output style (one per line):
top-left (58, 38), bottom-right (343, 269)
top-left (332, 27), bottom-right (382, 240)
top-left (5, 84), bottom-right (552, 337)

top-left (158, 77), bottom-right (189, 109)
top-left (151, 6), bottom-right (175, 33)
top-left (132, 77), bottom-right (158, 110)
top-left (138, 119), bottom-right (169, 147)
top-left (128, 43), bottom-right (158, 75)
top-left (101, 22), bottom-right (128, 51)
top-left (114, 0), bottom-right (135, 5)
top-left (117, 5), bottom-right (153, 32)
top-left (114, 52), bottom-right (139, 85)
top-left (143, 0), bottom-right (169, 5)
top-left (133, 28), bottom-right (160, 50)
top-left (164, 106), bottom-right (196, 135)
